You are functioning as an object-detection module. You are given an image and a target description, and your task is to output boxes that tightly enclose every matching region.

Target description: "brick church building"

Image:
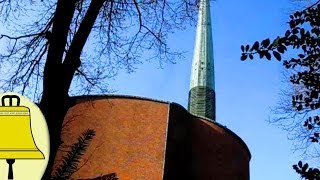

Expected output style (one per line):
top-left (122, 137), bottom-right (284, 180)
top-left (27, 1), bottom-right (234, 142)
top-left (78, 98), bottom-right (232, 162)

top-left (53, 0), bottom-right (251, 179)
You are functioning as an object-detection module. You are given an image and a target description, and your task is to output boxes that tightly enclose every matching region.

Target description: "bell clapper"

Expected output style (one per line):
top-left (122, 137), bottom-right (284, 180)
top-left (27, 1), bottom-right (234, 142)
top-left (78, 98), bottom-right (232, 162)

top-left (6, 159), bottom-right (15, 180)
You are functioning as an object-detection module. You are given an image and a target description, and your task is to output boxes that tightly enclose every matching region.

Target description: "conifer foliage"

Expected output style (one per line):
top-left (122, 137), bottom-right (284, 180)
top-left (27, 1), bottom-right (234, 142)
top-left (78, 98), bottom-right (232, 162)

top-left (240, 1), bottom-right (320, 179)
top-left (52, 129), bottom-right (96, 179)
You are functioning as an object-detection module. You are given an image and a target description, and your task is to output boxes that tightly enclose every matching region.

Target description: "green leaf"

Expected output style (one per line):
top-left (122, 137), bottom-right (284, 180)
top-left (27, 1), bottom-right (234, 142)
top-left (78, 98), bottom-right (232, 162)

top-left (277, 46), bottom-right (284, 53)
top-left (241, 54), bottom-right (248, 61)
top-left (241, 45), bottom-right (244, 52)
top-left (311, 137), bottom-right (318, 142)
top-left (314, 28), bottom-right (320, 36)
top-left (311, 90), bottom-right (318, 99)
top-left (273, 51), bottom-right (281, 61)
top-left (251, 41), bottom-right (259, 51)
top-left (302, 163), bottom-right (309, 172)
top-left (289, 21), bottom-right (295, 29)
top-left (292, 28), bottom-right (299, 34)
top-left (298, 54), bottom-right (305, 58)
top-left (289, 34), bottom-right (298, 41)
top-left (306, 31), bottom-right (310, 37)
top-left (283, 45), bottom-right (287, 51)
top-left (245, 45), bottom-right (249, 52)
top-left (265, 51), bottom-right (271, 60)
top-left (259, 51), bottom-right (264, 58)
top-left (300, 28), bottom-right (305, 36)
top-left (285, 30), bottom-right (291, 37)
top-left (297, 105), bottom-right (303, 111)
top-left (272, 37), bottom-right (280, 46)
top-left (261, 38), bottom-right (270, 48)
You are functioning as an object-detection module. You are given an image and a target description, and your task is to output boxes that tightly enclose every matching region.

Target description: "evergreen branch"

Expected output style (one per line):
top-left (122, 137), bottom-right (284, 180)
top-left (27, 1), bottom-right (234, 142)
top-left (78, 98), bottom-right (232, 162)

top-left (52, 129), bottom-right (96, 179)
top-left (76, 173), bottom-right (119, 180)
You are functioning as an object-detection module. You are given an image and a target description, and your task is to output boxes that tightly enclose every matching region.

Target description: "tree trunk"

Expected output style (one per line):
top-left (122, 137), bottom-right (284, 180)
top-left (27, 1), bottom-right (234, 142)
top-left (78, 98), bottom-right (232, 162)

top-left (40, 0), bottom-right (105, 179)
top-left (40, 93), bottom-right (70, 179)
top-left (40, 0), bottom-right (76, 178)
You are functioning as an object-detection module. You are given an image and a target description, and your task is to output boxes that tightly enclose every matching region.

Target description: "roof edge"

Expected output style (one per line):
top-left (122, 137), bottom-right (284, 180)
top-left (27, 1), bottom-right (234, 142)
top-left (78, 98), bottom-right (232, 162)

top-left (70, 94), bottom-right (171, 104)
top-left (69, 94), bottom-right (251, 159)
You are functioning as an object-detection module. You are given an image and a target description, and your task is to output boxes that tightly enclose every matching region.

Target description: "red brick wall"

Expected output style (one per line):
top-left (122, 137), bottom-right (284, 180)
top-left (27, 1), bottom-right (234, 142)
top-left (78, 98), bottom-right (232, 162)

top-left (164, 103), bottom-right (250, 180)
top-left (53, 96), bottom-right (169, 180)
top-left (190, 118), bottom-right (250, 179)
top-left (53, 96), bottom-right (250, 180)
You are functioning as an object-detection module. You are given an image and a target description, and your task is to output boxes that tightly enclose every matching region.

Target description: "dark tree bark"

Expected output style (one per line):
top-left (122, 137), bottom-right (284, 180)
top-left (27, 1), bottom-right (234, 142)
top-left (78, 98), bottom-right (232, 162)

top-left (40, 0), bottom-right (77, 178)
top-left (40, 0), bottom-right (105, 178)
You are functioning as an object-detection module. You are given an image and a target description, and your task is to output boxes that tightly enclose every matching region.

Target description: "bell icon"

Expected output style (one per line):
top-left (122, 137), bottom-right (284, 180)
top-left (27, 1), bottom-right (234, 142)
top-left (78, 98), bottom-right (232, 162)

top-left (0, 95), bottom-right (45, 179)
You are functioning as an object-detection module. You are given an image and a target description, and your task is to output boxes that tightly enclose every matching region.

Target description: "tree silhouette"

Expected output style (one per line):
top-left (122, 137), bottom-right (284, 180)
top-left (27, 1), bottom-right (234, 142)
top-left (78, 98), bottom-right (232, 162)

top-left (0, 0), bottom-right (199, 178)
top-left (240, 1), bottom-right (320, 178)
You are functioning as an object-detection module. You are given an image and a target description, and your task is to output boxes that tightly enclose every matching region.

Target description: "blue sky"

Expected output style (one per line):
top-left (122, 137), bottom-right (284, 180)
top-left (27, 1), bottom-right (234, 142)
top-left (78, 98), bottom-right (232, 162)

top-left (0, 0), bottom-right (313, 179)
top-left (108, 0), bottom-right (310, 179)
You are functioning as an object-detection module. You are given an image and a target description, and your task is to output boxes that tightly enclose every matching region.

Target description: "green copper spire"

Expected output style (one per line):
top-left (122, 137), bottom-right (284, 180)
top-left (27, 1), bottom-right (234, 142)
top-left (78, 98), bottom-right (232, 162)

top-left (188, 0), bottom-right (215, 121)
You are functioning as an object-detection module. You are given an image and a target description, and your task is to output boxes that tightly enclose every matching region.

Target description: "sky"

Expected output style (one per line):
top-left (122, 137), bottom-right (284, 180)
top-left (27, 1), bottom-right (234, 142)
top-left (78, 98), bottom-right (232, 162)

top-left (0, 0), bottom-right (315, 179)
top-left (108, 0), bottom-right (310, 179)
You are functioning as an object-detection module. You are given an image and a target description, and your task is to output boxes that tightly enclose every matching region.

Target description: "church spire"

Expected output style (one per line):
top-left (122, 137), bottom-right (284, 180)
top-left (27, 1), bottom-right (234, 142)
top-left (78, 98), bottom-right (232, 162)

top-left (188, 0), bottom-right (215, 121)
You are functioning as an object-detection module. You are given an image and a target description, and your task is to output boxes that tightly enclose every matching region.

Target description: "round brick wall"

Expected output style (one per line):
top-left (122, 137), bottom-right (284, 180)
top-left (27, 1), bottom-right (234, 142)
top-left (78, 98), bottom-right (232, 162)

top-left (52, 95), bottom-right (250, 180)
